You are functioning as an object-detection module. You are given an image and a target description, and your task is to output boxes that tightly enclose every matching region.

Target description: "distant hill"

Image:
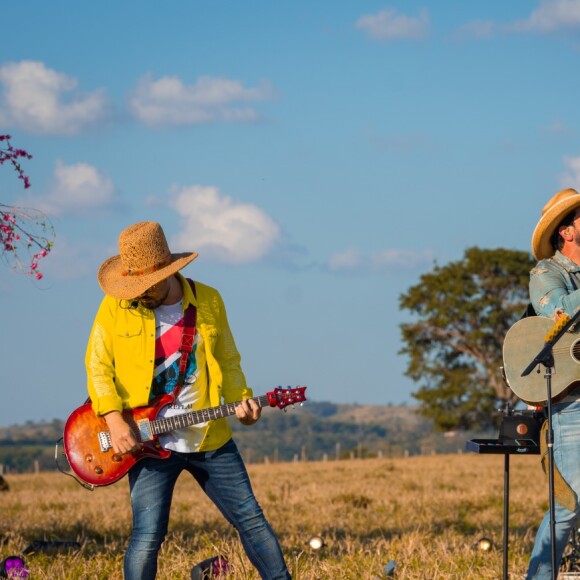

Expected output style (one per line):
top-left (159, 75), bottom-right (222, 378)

top-left (0, 402), bottom-right (494, 473)
top-left (229, 401), bottom-right (490, 463)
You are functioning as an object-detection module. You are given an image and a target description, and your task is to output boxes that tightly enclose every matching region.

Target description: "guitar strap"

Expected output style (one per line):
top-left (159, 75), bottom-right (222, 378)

top-left (520, 302), bottom-right (537, 319)
top-left (174, 279), bottom-right (197, 398)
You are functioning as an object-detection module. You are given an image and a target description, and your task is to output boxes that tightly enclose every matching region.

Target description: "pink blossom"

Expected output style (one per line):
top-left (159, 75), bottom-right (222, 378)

top-left (1, 136), bottom-right (54, 280)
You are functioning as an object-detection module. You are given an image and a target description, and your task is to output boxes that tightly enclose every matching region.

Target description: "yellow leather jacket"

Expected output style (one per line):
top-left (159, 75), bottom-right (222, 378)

top-left (85, 273), bottom-right (252, 451)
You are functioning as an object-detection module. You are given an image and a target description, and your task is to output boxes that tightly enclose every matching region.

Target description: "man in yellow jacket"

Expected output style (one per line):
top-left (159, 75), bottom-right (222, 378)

top-left (86, 221), bottom-right (290, 580)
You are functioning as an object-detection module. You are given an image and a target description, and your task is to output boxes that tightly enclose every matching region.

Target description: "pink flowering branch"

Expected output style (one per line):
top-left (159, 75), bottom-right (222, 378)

top-left (0, 135), bottom-right (54, 280)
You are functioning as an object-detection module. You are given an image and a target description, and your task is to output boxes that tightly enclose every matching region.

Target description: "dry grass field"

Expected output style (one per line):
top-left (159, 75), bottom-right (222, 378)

top-left (0, 452), bottom-right (555, 579)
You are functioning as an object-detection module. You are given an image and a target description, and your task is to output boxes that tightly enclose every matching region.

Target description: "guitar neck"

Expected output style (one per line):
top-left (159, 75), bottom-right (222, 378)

top-left (149, 395), bottom-right (271, 436)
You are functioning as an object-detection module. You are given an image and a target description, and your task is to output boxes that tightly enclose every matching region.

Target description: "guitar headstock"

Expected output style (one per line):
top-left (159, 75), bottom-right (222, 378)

top-left (266, 386), bottom-right (307, 410)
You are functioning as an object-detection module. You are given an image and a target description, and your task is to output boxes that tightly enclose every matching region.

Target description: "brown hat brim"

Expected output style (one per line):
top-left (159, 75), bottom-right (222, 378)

top-left (532, 191), bottom-right (580, 260)
top-left (98, 252), bottom-right (198, 300)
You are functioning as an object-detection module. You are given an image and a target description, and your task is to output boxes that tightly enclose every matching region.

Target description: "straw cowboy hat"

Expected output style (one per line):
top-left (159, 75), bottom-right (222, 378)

top-left (98, 222), bottom-right (198, 299)
top-left (532, 188), bottom-right (580, 260)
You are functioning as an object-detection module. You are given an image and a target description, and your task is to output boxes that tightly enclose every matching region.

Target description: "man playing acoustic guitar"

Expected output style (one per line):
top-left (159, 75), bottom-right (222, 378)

top-left (85, 221), bottom-right (291, 579)
top-left (527, 189), bottom-right (580, 578)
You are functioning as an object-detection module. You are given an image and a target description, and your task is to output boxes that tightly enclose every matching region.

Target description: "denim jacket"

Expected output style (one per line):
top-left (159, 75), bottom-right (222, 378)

top-left (529, 251), bottom-right (580, 318)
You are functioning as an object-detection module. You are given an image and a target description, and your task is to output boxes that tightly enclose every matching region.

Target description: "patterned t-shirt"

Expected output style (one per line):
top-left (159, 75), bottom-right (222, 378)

top-left (151, 300), bottom-right (207, 452)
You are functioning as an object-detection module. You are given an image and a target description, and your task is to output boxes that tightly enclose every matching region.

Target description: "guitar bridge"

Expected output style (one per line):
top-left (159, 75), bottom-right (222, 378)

top-left (98, 430), bottom-right (112, 452)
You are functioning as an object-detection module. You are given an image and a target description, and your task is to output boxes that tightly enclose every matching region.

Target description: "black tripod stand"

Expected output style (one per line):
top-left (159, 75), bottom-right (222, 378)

top-left (521, 310), bottom-right (580, 579)
top-left (561, 527), bottom-right (580, 573)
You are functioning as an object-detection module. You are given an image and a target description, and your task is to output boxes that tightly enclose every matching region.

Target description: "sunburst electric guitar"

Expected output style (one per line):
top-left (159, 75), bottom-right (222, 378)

top-left (63, 386), bottom-right (307, 487)
top-left (503, 316), bottom-right (580, 404)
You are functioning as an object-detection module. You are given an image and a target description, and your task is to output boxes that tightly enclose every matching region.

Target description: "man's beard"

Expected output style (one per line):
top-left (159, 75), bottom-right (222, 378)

top-left (138, 285), bottom-right (170, 309)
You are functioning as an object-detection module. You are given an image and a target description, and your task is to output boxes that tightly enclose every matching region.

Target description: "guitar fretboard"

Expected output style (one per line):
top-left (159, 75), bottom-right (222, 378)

top-left (150, 395), bottom-right (271, 436)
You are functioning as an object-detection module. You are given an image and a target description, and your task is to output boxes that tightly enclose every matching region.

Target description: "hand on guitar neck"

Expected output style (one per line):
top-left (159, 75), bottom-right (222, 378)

top-left (104, 411), bottom-right (142, 455)
top-left (235, 398), bottom-right (262, 426)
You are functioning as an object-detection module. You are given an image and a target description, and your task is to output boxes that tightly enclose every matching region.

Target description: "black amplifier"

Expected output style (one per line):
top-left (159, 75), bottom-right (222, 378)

top-left (498, 409), bottom-right (544, 446)
top-left (466, 409), bottom-right (545, 455)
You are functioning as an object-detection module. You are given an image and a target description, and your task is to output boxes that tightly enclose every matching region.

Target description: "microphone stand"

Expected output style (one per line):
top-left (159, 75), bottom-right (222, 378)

top-left (521, 310), bottom-right (580, 579)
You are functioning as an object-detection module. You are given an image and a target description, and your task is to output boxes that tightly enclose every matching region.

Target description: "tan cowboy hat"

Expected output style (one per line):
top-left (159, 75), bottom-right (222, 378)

top-left (532, 188), bottom-right (580, 260)
top-left (98, 222), bottom-right (198, 299)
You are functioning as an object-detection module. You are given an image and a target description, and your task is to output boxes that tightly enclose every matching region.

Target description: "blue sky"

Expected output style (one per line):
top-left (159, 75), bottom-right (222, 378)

top-left (1, 1), bottom-right (580, 426)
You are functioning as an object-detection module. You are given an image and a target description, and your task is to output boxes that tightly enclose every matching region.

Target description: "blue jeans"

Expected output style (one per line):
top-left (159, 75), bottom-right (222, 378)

top-left (527, 400), bottom-right (580, 579)
top-left (124, 438), bottom-right (291, 580)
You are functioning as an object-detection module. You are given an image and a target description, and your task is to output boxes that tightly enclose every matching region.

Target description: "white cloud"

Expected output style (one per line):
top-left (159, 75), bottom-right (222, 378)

top-left (0, 61), bottom-right (110, 135)
top-left (560, 155), bottom-right (580, 189)
top-left (329, 249), bottom-right (363, 272)
top-left (459, 0), bottom-right (580, 38)
top-left (129, 74), bottom-right (275, 127)
top-left (545, 120), bottom-right (572, 133)
top-left (545, 120), bottom-right (574, 134)
top-left (18, 161), bottom-right (116, 216)
top-left (371, 248), bottom-right (434, 271)
top-left (169, 185), bottom-right (281, 263)
top-left (510, 0), bottom-right (580, 33)
top-left (355, 8), bottom-right (429, 42)
top-left (329, 247), bottom-right (434, 274)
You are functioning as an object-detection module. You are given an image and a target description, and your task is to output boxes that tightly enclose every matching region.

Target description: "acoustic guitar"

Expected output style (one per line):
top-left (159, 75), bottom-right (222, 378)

top-left (503, 316), bottom-right (580, 404)
top-left (63, 386), bottom-right (307, 487)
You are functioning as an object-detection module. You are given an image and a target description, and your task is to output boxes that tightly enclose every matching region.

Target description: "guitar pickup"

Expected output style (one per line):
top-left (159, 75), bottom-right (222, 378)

top-left (98, 431), bottom-right (112, 452)
top-left (137, 420), bottom-right (152, 442)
